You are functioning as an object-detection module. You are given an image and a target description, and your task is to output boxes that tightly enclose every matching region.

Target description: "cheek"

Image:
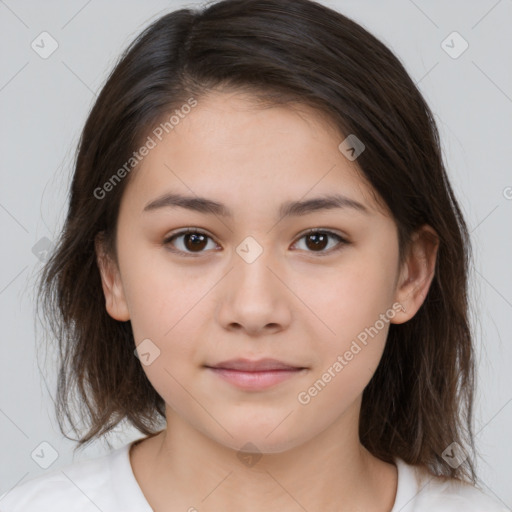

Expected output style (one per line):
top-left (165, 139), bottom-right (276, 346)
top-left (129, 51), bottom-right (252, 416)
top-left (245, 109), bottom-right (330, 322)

top-left (298, 250), bottom-right (398, 337)
top-left (118, 257), bottom-right (214, 413)
top-left (118, 240), bottom-right (208, 339)
top-left (298, 317), bottom-right (391, 419)
top-left (296, 249), bottom-right (397, 390)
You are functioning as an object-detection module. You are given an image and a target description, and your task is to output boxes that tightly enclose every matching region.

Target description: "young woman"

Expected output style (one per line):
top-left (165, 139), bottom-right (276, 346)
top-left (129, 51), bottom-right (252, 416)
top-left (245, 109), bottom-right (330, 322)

top-left (0, 0), bottom-right (506, 510)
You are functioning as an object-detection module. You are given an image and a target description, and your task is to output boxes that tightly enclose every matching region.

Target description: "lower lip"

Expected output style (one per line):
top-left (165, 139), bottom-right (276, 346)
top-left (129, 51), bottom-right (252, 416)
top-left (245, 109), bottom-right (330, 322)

top-left (206, 367), bottom-right (306, 390)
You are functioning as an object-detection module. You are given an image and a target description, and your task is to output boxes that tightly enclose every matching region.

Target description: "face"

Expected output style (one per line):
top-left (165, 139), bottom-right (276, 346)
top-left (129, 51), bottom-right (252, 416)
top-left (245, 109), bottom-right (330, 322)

top-left (97, 90), bottom-right (436, 454)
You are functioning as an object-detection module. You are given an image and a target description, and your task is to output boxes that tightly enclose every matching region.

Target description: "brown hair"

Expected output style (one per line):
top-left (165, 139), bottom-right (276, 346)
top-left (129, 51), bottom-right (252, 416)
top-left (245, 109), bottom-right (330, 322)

top-left (37, 0), bottom-right (476, 483)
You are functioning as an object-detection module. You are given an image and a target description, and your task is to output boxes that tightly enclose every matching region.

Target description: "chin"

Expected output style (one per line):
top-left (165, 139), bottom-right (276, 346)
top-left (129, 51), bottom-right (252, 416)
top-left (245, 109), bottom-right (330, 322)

top-left (207, 420), bottom-right (309, 456)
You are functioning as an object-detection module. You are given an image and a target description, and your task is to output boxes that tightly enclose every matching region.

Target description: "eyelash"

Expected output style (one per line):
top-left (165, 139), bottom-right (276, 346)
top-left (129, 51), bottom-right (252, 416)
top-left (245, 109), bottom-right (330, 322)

top-left (162, 228), bottom-right (349, 258)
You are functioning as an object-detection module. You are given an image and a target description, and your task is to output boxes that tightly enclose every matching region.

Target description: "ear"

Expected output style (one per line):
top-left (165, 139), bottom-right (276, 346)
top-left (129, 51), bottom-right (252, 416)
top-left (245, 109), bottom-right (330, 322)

top-left (391, 225), bottom-right (439, 324)
top-left (95, 233), bottom-right (130, 322)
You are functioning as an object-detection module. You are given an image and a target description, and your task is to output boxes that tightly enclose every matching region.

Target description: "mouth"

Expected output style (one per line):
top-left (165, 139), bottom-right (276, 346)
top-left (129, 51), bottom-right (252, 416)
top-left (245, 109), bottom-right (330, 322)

top-left (204, 358), bottom-right (308, 391)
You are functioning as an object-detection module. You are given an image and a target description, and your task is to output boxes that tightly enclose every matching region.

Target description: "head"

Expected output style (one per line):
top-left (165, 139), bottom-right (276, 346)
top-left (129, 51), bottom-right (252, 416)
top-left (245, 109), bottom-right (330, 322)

top-left (38, 0), bottom-right (475, 483)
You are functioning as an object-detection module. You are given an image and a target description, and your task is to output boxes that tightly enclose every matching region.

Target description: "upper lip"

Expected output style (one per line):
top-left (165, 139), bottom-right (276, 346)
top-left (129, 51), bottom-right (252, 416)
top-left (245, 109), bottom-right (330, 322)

top-left (206, 358), bottom-right (305, 371)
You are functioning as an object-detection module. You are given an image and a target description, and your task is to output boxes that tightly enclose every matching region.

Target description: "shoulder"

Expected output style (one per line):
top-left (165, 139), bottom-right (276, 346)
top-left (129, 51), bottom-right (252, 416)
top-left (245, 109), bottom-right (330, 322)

top-left (393, 458), bottom-right (507, 512)
top-left (0, 443), bottom-right (134, 512)
top-left (417, 478), bottom-right (508, 511)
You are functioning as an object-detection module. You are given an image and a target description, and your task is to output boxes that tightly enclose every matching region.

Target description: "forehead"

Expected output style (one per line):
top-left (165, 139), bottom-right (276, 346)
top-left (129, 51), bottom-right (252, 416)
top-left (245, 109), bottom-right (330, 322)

top-left (121, 91), bottom-right (384, 217)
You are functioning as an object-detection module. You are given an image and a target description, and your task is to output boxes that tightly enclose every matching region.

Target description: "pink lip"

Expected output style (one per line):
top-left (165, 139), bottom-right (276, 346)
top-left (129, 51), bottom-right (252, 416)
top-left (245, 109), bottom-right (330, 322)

top-left (209, 358), bottom-right (304, 371)
top-left (207, 367), bottom-right (306, 390)
top-left (205, 358), bottom-right (307, 391)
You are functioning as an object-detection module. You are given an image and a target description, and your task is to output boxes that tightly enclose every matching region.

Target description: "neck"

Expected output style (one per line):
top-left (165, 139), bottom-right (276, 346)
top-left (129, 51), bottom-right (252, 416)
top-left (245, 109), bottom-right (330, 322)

top-left (131, 399), bottom-right (398, 512)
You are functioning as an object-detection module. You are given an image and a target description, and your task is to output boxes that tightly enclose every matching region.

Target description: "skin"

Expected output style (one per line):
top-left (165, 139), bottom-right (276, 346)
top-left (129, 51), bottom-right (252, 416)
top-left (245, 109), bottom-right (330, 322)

top-left (96, 90), bottom-right (439, 512)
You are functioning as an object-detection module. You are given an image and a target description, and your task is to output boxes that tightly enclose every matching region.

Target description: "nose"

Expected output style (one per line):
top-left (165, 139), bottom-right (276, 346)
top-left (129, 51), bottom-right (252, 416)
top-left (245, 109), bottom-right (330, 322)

top-left (215, 247), bottom-right (292, 336)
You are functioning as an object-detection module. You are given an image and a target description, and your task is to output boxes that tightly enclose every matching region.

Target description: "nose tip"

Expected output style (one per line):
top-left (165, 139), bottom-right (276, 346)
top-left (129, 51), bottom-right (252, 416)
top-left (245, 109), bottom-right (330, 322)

top-left (215, 256), bottom-right (292, 336)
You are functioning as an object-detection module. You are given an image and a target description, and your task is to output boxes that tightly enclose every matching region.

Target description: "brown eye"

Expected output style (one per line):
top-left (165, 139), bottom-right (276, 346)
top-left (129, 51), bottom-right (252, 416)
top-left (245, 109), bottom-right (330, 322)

top-left (164, 229), bottom-right (218, 256)
top-left (305, 232), bottom-right (329, 251)
top-left (293, 230), bottom-right (347, 255)
top-left (182, 232), bottom-right (208, 252)
top-left (164, 228), bottom-right (348, 258)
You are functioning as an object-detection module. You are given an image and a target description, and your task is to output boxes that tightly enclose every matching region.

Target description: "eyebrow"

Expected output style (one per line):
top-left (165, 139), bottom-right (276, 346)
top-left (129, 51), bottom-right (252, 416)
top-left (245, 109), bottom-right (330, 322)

top-left (143, 192), bottom-right (369, 219)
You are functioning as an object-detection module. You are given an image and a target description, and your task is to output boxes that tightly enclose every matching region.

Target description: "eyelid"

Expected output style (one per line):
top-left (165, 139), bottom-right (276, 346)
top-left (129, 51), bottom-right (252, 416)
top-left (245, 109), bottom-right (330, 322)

top-left (294, 226), bottom-right (348, 240)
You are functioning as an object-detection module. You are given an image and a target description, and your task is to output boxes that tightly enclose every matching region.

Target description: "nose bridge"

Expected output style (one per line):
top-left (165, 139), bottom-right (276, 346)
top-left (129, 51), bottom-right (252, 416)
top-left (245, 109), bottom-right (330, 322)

top-left (232, 234), bottom-right (279, 291)
top-left (214, 234), bottom-right (292, 334)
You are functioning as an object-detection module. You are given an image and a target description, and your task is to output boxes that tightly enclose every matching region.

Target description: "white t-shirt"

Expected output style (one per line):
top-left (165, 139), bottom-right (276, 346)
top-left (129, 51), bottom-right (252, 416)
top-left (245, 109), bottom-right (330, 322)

top-left (0, 440), bottom-right (506, 511)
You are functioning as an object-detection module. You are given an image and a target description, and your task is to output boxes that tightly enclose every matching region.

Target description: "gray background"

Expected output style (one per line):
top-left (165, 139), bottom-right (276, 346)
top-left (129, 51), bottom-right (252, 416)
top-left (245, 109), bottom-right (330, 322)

top-left (0, 0), bottom-right (511, 507)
